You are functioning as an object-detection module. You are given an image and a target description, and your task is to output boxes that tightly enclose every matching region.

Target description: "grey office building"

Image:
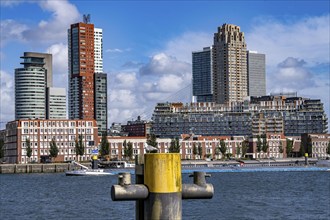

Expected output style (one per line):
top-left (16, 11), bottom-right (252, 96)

top-left (46, 87), bottom-right (67, 119)
top-left (247, 51), bottom-right (266, 97)
top-left (94, 73), bottom-right (108, 135)
top-left (192, 47), bottom-right (213, 102)
top-left (23, 52), bottom-right (53, 88)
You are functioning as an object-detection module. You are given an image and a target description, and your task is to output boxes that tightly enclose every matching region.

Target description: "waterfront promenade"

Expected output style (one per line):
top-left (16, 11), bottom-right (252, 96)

top-left (1, 158), bottom-right (329, 174)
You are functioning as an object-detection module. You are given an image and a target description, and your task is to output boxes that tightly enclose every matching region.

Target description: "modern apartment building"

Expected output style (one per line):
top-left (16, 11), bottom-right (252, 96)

top-left (15, 54), bottom-right (47, 119)
top-left (213, 24), bottom-right (248, 104)
top-left (94, 28), bottom-right (103, 73)
top-left (192, 47), bottom-right (213, 102)
top-left (94, 73), bottom-right (107, 135)
top-left (151, 102), bottom-right (252, 138)
top-left (151, 95), bottom-right (328, 138)
top-left (68, 21), bottom-right (95, 120)
top-left (46, 87), bottom-right (66, 119)
top-left (247, 51), bottom-right (266, 97)
top-left (2, 119), bottom-right (99, 164)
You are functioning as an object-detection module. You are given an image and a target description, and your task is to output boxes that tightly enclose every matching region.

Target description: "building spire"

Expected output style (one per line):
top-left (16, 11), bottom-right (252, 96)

top-left (83, 14), bottom-right (91, 24)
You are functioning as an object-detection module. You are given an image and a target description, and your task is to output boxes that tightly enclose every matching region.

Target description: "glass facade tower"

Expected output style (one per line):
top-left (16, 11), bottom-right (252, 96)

top-left (192, 47), bottom-right (213, 102)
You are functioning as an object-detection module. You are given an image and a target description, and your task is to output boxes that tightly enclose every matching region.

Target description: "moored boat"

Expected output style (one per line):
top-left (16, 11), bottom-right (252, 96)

top-left (65, 169), bottom-right (114, 176)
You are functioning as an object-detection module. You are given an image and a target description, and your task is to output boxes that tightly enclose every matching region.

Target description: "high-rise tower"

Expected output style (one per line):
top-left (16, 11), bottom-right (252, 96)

top-left (68, 16), bottom-right (108, 134)
top-left (94, 73), bottom-right (107, 135)
top-left (192, 47), bottom-right (213, 102)
top-left (213, 24), bottom-right (248, 104)
top-left (68, 20), bottom-right (95, 120)
top-left (247, 51), bottom-right (266, 97)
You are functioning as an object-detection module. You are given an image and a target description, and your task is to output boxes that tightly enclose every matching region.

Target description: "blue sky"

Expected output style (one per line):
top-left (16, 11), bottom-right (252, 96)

top-left (1, 0), bottom-right (329, 130)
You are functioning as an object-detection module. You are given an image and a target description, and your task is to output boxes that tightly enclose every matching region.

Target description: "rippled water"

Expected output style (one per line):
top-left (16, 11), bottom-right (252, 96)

top-left (1, 171), bottom-right (329, 220)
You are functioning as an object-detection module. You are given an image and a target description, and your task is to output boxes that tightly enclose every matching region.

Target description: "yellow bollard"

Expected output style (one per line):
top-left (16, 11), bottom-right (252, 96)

top-left (144, 153), bottom-right (182, 220)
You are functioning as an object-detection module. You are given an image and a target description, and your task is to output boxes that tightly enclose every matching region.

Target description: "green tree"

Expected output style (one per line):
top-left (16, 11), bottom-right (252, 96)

top-left (256, 135), bottom-right (262, 158)
top-left (299, 141), bottom-right (306, 157)
top-left (75, 135), bottom-right (85, 160)
top-left (261, 134), bottom-right (268, 156)
top-left (219, 140), bottom-right (227, 159)
top-left (198, 143), bottom-right (203, 159)
top-left (127, 141), bottom-right (133, 160)
top-left (286, 138), bottom-right (293, 158)
top-left (278, 141), bottom-right (284, 154)
top-left (193, 142), bottom-right (198, 159)
top-left (146, 134), bottom-right (158, 153)
top-left (100, 132), bottom-right (109, 158)
top-left (49, 137), bottom-right (59, 160)
top-left (26, 138), bottom-right (32, 162)
top-left (123, 140), bottom-right (128, 159)
top-left (169, 138), bottom-right (180, 153)
top-left (327, 141), bottom-right (330, 155)
top-left (0, 138), bottom-right (4, 160)
top-left (236, 143), bottom-right (241, 158)
top-left (307, 136), bottom-right (312, 156)
top-left (241, 140), bottom-right (249, 158)
top-left (147, 134), bottom-right (158, 147)
top-left (215, 144), bottom-right (221, 159)
top-left (301, 134), bottom-right (312, 157)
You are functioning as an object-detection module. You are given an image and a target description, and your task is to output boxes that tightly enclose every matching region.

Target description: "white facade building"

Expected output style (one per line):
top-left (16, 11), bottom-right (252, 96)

top-left (3, 119), bottom-right (99, 164)
top-left (94, 28), bottom-right (103, 73)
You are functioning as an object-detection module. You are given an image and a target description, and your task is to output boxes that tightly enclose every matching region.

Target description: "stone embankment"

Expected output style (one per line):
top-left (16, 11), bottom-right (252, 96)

top-left (0, 163), bottom-right (90, 174)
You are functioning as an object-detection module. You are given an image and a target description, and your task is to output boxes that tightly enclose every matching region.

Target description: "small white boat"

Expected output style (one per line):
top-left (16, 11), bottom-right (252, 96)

top-left (99, 160), bottom-right (135, 169)
top-left (65, 169), bottom-right (114, 176)
top-left (65, 160), bottom-right (114, 176)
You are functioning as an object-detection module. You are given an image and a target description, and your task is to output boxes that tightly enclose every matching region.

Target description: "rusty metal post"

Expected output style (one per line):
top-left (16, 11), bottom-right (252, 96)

top-left (144, 153), bottom-right (182, 220)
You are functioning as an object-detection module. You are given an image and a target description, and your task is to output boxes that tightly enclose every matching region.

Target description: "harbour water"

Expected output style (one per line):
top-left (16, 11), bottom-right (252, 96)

top-left (1, 171), bottom-right (329, 220)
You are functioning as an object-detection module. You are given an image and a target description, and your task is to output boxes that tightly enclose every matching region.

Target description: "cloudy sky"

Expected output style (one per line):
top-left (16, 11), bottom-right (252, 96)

top-left (1, 0), bottom-right (329, 129)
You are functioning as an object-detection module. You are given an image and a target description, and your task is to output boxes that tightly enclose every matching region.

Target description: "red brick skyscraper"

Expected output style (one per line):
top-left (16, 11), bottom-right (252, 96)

top-left (68, 21), bottom-right (95, 119)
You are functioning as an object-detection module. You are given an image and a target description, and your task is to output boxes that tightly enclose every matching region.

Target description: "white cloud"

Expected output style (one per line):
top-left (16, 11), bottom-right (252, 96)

top-left (158, 74), bottom-right (184, 92)
top-left (106, 48), bottom-right (131, 53)
top-left (140, 53), bottom-right (191, 77)
top-left (46, 43), bottom-right (68, 88)
top-left (163, 32), bottom-right (212, 63)
top-left (0, 19), bottom-right (28, 47)
top-left (111, 72), bottom-right (138, 89)
top-left (0, 70), bottom-right (15, 129)
top-left (246, 14), bottom-right (330, 66)
top-left (268, 57), bottom-right (316, 91)
top-left (22, 0), bottom-right (80, 43)
top-left (0, 0), bottom-right (25, 7)
top-left (109, 89), bottom-right (139, 109)
top-left (108, 52), bottom-right (193, 123)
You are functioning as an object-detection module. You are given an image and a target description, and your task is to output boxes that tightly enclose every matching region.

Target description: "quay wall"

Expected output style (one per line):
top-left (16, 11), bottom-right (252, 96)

top-left (0, 163), bottom-right (91, 174)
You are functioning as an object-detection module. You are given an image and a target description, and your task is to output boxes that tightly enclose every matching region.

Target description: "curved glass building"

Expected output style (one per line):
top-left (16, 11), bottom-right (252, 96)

top-left (15, 55), bottom-right (46, 119)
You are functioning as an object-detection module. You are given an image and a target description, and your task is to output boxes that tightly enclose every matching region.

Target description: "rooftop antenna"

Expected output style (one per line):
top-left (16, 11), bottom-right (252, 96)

top-left (83, 14), bottom-right (91, 24)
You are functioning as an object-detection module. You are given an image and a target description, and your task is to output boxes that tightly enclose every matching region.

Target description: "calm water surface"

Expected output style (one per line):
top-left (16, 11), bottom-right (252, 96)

top-left (1, 171), bottom-right (329, 220)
